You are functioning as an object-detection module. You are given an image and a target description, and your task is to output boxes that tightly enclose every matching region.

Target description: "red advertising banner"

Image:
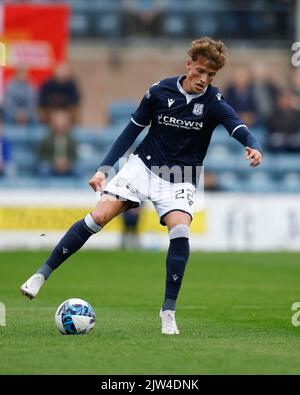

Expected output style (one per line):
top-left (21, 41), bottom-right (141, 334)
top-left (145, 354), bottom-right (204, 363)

top-left (1, 4), bottom-right (70, 88)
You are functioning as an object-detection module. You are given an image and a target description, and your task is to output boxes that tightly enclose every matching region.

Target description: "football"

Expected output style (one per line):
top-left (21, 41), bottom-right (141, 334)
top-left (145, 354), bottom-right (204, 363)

top-left (54, 298), bottom-right (96, 335)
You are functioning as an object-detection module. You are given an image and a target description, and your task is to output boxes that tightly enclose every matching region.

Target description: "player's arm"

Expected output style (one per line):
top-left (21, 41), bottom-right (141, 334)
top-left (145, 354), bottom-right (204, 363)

top-left (89, 87), bottom-right (157, 192)
top-left (89, 121), bottom-right (145, 192)
top-left (215, 101), bottom-right (263, 167)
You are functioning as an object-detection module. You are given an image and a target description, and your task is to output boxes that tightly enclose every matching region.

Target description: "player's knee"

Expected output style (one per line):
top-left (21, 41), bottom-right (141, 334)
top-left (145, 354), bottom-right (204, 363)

top-left (90, 210), bottom-right (110, 227)
top-left (169, 224), bottom-right (190, 240)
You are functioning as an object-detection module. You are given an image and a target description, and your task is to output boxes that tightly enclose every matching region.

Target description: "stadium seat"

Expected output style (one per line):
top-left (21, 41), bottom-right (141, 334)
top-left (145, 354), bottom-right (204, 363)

top-left (250, 126), bottom-right (268, 148)
top-left (3, 125), bottom-right (29, 143)
top-left (108, 101), bottom-right (137, 126)
top-left (70, 13), bottom-right (91, 37)
top-left (204, 144), bottom-right (237, 172)
top-left (271, 153), bottom-right (300, 173)
top-left (92, 13), bottom-right (122, 38)
top-left (162, 14), bottom-right (190, 38)
top-left (211, 125), bottom-right (244, 152)
top-left (0, 176), bottom-right (41, 189)
top-left (242, 171), bottom-right (277, 193)
top-left (73, 127), bottom-right (108, 147)
top-left (26, 125), bottom-right (48, 146)
top-left (280, 172), bottom-right (300, 193)
top-left (43, 177), bottom-right (78, 189)
top-left (210, 125), bottom-right (230, 145)
top-left (10, 144), bottom-right (37, 176)
top-left (191, 12), bottom-right (218, 37)
top-left (217, 171), bottom-right (244, 192)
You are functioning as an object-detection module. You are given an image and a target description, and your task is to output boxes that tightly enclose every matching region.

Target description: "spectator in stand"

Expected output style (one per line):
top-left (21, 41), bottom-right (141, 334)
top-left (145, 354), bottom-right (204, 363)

top-left (204, 171), bottom-right (220, 192)
top-left (37, 110), bottom-right (78, 176)
top-left (288, 69), bottom-right (300, 111)
top-left (266, 88), bottom-right (300, 153)
top-left (224, 67), bottom-right (260, 127)
top-left (120, 206), bottom-right (142, 250)
top-left (3, 66), bottom-right (38, 125)
top-left (38, 62), bottom-right (81, 124)
top-left (122, 0), bottom-right (164, 39)
top-left (0, 110), bottom-right (11, 176)
top-left (252, 62), bottom-right (279, 126)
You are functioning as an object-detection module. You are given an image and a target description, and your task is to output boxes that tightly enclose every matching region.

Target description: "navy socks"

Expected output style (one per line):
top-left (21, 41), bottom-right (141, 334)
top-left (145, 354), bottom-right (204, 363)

top-left (162, 235), bottom-right (190, 311)
top-left (36, 213), bottom-right (190, 314)
top-left (36, 214), bottom-right (101, 279)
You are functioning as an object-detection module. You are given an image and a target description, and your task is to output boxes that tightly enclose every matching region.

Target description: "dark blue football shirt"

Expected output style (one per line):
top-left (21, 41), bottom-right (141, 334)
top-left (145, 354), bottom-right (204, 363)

top-left (99, 75), bottom-right (262, 184)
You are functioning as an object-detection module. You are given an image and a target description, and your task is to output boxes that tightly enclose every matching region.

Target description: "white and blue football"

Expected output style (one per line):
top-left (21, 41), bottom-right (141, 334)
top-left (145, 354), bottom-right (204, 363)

top-left (55, 298), bottom-right (96, 335)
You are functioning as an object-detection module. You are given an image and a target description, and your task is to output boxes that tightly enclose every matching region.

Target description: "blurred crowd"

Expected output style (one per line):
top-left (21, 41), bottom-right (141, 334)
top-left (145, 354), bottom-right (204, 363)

top-left (223, 66), bottom-right (300, 154)
top-left (1, 56), bottom-right (300, 247)
top-left (2, 0), bottom-right (293, 44)
top-left (1, 62), bottom-right (81, 177)
top-left (2, 60), bottom-right (300, 183)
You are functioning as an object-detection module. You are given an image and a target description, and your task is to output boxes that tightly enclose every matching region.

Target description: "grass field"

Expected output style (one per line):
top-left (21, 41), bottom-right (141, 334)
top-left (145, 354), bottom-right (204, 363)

top-left (1, 250), bottom-right (300, 375)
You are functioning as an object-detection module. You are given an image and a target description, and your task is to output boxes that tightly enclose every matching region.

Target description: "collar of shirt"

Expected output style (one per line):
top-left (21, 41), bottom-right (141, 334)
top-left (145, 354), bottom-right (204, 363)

top-left (177, 75), bottom-right (208, 105)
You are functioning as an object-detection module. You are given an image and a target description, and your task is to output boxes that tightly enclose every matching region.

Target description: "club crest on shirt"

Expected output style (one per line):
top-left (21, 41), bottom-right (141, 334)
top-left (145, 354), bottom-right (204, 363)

top-left (192, 103), bottom-right (204, 116)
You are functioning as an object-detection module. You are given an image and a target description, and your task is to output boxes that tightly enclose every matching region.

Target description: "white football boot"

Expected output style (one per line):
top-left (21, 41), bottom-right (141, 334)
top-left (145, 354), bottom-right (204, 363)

top-left (160, 309), bottom-right (180, 335)
top-left (20, 273), bottom-right (45, 299)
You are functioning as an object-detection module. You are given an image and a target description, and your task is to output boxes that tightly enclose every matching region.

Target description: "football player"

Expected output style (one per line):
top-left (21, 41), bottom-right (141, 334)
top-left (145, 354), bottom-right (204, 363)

top-left (20, 37), bottom-right (262, 335)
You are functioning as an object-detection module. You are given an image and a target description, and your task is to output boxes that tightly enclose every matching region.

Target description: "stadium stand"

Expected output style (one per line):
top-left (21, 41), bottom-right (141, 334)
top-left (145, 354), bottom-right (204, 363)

top-left (66, 0), bottom-right (293, 45)
top-left (1, 119), bottom-right (300, 193)
top-left (0, 1), bottom-right (298, 194)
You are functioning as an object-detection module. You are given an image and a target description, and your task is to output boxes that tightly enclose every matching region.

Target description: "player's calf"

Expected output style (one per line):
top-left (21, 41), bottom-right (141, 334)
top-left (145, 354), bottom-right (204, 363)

top-left (19, 213), bottom-right (102, 299)
top-left (162, 224), bottom-right (190, 312)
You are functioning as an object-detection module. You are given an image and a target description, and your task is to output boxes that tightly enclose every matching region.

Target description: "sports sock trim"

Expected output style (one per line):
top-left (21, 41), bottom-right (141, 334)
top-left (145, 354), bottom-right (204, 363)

top-left (169, 224), bottom-right (190, 240)
top-left (84, 213), bottom-right (102, 233)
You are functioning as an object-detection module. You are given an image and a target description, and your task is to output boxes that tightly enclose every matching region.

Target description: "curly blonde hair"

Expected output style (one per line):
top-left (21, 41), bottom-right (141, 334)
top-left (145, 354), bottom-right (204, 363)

top-left (187, 37), bottom-right (227, 70)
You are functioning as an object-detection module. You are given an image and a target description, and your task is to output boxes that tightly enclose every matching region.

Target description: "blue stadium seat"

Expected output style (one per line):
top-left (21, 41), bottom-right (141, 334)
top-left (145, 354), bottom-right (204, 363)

top-left (211, 125), bottom-right (244, 152)
top-left (69, 0), bottom-right (118, 38)
top-left (163, 14), bottom-right (190, 38)
top-left (242, 171), bottom-right (277, 193)
top-left (26, 125), bottom-right (48, 145)
top-left (280, 172), bottom-right (300, 193)
top-left (70, 13), bottom-right (91, 37)
top-left (10, 144), bottom-right (37, 176)
top-left (3, 125), bottom-right (29, 143)
top-left (0, 176), bottom-right (41, 189)
top-left (217, 171), bottom-right (244, 192)
top-left (191, 12), bottom-right (218, 37)
top-left (108, 101), bottom-right (137, 126)
top-left (211, 125), bottom-right (230, 145)
top-left (251, 126), bottom-right (268, 148)
top-left (93, 13), bottom-right (122, 38)
top-left (43, 177), bottom-right (78, 189)
top-left (271, 153), bottom-right (300, 173)
top-left (204, 144), bottom-right (237, 172)
top-left (73, 127), bottom-right (107, 145)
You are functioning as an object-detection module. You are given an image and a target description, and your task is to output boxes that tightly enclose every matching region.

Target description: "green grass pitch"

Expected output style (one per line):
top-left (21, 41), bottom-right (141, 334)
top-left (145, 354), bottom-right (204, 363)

top-left (1, 250), bottom-right (300, 375)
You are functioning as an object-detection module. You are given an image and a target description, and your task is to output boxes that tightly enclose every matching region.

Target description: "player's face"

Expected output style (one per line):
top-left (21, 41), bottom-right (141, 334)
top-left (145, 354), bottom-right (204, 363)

top-left (183, 57), bottom-right (218, 94)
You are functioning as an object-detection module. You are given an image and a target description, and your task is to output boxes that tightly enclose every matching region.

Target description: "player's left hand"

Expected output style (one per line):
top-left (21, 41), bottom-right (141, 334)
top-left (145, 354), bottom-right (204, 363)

top-left (245, 147), bottom-right (262, 167)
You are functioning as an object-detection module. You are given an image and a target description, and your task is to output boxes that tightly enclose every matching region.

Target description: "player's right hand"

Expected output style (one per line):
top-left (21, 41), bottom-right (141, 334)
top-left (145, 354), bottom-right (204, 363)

top-left (89, 171), bottom-right (106, 192)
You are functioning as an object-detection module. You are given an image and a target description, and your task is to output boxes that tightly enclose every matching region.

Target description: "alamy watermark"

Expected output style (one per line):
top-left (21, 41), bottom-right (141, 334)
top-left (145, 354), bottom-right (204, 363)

top-left (291, 42), bottom-right (300, 67)
top-left (291, 302), bottom-right (300, 327)
top-left (97, 157), bottom-right (205, 204)
top-left (0, 302), bottom-right (6, 326)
